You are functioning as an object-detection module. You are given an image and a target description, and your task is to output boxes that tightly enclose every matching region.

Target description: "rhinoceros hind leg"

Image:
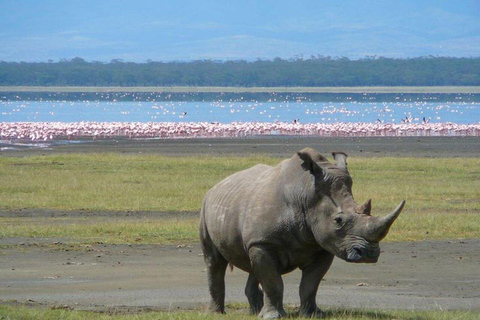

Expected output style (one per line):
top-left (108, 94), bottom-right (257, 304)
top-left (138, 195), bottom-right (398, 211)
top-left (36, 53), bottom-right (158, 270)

top-left (206, 256), bottom-right (228, 313)
top-left (200, 228), bottom-right (229, 313)
top-left (245, 273), bottom-right (264, 314)
top-left (249, 246), bottom-right (287, 319)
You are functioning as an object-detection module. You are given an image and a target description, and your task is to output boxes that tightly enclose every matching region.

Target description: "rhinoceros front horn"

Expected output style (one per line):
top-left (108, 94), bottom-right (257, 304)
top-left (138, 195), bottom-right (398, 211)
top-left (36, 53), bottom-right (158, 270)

top-left (369, 200), bottom-right (406, 241)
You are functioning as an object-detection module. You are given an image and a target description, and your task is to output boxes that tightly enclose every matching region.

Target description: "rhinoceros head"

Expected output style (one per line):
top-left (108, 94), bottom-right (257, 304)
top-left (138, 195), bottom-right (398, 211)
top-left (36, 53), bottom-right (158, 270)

top-left (297, 149), bottom-right (405, 263)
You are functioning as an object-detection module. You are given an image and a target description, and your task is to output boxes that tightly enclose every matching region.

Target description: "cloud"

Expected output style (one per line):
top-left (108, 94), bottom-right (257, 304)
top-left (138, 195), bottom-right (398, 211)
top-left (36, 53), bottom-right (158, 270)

top-left (141, 20), bottom-right (225, 30)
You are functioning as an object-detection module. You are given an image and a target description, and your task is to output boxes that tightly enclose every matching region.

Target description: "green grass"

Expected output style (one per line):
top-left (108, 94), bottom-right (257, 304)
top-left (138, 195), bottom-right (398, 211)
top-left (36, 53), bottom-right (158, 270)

top-left (0, 154), bottom-right (479, 243)
top-left (0, 216), bottom-right (199, 245)
top-left (0, 305), bottom-right (479, 320)
top-left (349, 157), bottom-right (480, 241)
top-left (0, 154), bottom-right (279, 212)
top-left (1, 85), bottom-right (480, 93)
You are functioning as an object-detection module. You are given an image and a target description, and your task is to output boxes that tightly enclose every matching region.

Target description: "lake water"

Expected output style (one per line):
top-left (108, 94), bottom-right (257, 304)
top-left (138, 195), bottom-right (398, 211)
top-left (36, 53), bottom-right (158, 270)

top-left (1, 93), bottom-right (479, 124)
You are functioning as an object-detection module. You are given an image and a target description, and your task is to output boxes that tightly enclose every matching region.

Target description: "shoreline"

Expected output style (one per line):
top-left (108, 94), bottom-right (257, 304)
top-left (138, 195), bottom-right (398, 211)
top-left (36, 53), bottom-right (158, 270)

top-left (1, 85), bottom-right (480, 94)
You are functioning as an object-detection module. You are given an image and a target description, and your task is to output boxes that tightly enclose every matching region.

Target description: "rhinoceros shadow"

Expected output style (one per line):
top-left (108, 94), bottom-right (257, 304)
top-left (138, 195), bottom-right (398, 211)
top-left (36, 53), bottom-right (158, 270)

top-left (225, 303), bottom-right (427, 319)
top-left (320, 308), bottom-right (426, 320)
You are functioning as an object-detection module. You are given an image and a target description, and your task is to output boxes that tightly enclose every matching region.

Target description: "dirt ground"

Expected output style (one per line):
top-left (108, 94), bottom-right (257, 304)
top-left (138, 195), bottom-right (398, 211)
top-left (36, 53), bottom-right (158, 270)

top-left (1, 136), bottom-right (479, 313)
top-left (1, 236), bottom-right (479, 313)
top-left (2, 136), bottom-right (480, 158)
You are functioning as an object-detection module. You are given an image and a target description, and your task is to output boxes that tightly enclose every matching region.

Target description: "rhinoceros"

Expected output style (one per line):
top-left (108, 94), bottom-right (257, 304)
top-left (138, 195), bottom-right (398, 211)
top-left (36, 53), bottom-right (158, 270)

top-left (200, 148), bottom-right (405, 318)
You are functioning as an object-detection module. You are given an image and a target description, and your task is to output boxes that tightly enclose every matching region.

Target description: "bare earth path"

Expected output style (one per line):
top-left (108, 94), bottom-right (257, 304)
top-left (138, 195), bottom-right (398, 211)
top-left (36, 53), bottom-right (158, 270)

top-left (1, 136), bottom-right (479, 312)
top-left (1, 238), bottom-right (479, 312)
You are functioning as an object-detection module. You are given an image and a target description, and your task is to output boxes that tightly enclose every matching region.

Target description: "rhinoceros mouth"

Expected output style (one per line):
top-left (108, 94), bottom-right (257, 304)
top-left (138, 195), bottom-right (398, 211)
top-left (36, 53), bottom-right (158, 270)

top-left (346, 247), bottom-right (379, 263)
top-left (346, 247), bottom-right (363, 262)
top-left (344, 239), bottom-right (380, 263)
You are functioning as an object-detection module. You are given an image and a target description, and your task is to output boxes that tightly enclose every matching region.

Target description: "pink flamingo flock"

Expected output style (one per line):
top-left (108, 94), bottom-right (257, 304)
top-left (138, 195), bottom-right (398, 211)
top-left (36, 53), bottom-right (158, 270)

top-left (1, 122), bottom-right (479, 141)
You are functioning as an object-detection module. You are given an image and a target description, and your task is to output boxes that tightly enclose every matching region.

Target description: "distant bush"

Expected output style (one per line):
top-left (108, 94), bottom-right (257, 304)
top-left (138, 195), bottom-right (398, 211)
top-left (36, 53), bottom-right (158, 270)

top-left (0, 56), bottom-right (478, 87)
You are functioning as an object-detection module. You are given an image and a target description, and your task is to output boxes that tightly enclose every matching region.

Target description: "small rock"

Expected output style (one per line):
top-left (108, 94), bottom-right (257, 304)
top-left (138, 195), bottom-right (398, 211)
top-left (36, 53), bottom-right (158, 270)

top-left (50, 305), bottom-right (71, 310)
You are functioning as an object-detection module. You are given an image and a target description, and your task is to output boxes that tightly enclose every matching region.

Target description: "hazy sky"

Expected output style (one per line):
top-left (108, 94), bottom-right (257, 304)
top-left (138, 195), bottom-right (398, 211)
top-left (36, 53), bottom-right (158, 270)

top-left (1, 0), bottom-right (479, 62)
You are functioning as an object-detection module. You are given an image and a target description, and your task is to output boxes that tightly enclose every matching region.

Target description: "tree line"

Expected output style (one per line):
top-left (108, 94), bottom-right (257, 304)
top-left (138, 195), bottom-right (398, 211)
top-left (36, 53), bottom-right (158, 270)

top-left (0, 56), bottom-right (478, 87)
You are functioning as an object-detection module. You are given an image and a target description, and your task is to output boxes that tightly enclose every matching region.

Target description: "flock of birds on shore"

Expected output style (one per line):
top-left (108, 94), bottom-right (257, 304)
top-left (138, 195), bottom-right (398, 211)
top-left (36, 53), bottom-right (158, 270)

top-left (1, 93), bottom-right (479, 141)
top-left (1, 121), bottom-right (479, 142)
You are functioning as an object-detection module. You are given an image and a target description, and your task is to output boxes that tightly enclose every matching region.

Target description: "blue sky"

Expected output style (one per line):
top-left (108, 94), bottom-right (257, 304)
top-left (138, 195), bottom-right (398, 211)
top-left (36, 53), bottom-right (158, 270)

top-left (1, 0), bottom-right (479, 62)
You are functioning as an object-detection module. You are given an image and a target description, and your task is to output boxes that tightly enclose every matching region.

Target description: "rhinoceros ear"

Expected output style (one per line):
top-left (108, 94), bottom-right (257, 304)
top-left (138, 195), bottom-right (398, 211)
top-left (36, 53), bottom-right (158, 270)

top-left (332, 152), bottom-right (348, 172)
top-left (297, 151), bottom-right (324, 177)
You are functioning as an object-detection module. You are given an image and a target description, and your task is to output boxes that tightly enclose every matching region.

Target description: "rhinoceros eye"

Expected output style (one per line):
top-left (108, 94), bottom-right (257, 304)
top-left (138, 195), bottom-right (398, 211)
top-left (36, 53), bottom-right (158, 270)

top-left (334, 217), bottom-right (343, 225)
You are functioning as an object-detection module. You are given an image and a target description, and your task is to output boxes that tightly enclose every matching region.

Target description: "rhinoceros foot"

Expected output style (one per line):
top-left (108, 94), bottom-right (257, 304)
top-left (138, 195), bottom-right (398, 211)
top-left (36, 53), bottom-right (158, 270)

top-left (259, 308), bottom-right (287, 319)
top-left (298, 307), bottom-right (324, 318)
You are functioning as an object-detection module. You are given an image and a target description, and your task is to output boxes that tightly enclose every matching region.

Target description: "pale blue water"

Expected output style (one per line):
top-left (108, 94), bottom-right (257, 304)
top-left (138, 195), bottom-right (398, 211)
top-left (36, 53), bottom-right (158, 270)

top-left (1, 100), bottom-right (479, 124)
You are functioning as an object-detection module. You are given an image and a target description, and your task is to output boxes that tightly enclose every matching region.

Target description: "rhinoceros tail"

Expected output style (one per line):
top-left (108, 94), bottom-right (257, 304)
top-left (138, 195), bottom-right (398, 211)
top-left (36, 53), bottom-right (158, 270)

top-left (199, 198), bottom-right (208, 246)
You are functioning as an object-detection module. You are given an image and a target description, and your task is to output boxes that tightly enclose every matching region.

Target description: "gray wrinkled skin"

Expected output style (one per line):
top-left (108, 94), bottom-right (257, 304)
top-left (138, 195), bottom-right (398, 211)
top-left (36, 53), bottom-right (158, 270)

top-left (200, 148), bottom-right (405, 318)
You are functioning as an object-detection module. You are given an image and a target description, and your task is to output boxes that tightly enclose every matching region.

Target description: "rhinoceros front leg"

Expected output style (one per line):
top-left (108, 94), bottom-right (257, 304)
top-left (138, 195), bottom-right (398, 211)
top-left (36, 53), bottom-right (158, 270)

top-left (249, 246), bottom-right (287, 319)
top-left (245, 273), bottom-right (264, 315)
top-left (298, 251), bottom-right (334, 318)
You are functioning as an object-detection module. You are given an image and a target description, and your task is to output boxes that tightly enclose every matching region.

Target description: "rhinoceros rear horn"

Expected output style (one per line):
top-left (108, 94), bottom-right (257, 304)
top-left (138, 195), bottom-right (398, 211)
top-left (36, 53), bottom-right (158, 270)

top-left (356, 199), bottom-right (372, 215)
top-left (332, 152), bottom-right (348, 172)
top-left (369, 200), bottom-right (406, 241)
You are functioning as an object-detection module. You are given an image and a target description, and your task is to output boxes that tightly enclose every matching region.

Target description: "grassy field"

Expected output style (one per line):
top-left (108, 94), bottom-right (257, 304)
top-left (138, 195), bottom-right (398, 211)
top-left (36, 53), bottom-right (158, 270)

top-left (0, 154), bottom-right (278, 212)
top-left (0, 216), bottom-right (198, 245)
top-left (1, 85), bottom-right (480, 93)
top-left (0, 305), bottom-right (479, 320)
top-left (1, 154), bottom-right (479, 244)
